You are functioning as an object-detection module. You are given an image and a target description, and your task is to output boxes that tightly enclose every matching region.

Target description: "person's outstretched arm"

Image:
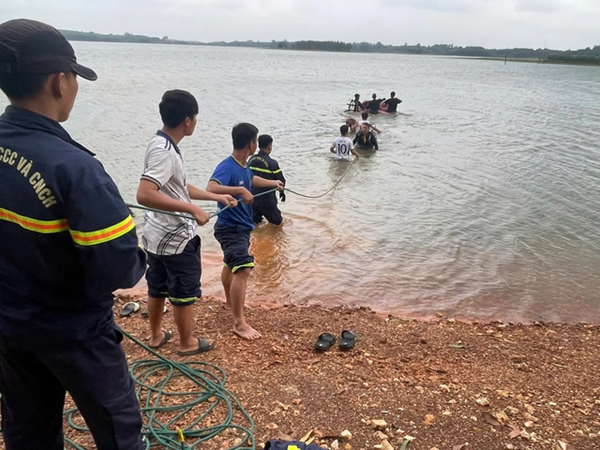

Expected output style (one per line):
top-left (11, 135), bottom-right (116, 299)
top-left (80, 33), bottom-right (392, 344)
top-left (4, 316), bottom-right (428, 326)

top-left (188, 184), bottom-right (237, 207)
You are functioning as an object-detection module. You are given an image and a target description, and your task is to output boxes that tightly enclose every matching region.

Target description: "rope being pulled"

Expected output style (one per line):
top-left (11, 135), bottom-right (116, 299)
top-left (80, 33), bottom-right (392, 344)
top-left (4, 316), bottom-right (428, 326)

top-left (127, 158), bottom-right (356, 216)
top-left (126, 188), bottom-right (279, 219)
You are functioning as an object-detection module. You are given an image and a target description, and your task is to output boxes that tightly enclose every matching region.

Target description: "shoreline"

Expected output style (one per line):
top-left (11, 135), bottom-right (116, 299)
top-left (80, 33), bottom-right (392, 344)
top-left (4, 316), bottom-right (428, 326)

top-left (114, 286), bottom-right (599, 327)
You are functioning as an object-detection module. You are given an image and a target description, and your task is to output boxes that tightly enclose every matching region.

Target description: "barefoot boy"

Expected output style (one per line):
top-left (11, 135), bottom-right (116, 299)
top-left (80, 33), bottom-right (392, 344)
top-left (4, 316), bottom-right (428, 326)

top-left (207, 123), bottom-right (284, 340)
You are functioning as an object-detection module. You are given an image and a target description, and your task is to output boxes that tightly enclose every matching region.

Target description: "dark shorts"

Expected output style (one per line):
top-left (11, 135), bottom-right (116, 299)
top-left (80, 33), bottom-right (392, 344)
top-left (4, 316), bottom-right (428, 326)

top-left (214, 225), bottom-right (254, 273)
top-left (252, 198), bottom-right (282, 226)
top-left (145, 236), bottom-right (201, 305)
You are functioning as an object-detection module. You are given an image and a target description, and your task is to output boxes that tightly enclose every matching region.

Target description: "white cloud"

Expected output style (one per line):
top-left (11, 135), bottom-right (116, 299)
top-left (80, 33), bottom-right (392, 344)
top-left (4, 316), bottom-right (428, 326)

top-left (515, 0), bottom-right (561, 13)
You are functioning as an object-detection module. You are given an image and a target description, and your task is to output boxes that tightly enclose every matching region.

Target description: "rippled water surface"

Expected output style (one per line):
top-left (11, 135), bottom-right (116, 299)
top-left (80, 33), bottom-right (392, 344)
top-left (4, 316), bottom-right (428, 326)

top-left (4, 43), bottom-right (599, 323)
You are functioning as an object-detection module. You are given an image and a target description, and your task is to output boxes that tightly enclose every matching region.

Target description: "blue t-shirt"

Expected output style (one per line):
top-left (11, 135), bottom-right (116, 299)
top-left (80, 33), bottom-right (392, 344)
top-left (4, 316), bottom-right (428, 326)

top-left (210, 155), bottom-right (254, 230)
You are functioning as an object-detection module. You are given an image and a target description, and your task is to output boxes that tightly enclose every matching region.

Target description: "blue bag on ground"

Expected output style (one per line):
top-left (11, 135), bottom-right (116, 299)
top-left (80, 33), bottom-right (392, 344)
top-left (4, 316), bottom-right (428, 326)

top-left (265, 440), bottom-right (324, 450)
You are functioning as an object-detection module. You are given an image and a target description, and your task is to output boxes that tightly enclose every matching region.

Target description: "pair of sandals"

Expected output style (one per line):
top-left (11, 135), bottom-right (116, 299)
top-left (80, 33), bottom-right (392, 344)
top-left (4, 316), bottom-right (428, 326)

top-left (315, 330), bottom-right (357, 351)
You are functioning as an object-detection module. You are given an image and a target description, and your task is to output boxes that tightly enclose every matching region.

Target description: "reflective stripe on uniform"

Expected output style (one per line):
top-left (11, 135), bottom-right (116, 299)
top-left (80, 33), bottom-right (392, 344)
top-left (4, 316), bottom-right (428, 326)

top-left (0, 208), bottom-right (68, 234)
top-left (70, 215), bottom-right (135, 246)
top-left (250, 167), bottom-right (282, 175)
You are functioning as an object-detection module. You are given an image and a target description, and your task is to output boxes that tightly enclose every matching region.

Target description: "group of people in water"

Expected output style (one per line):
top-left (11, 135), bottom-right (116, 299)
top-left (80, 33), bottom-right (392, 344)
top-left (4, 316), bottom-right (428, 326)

top-left (347, 91), bottom-right (403, 114)
top-left (330, 90), bottom-right (402, 160)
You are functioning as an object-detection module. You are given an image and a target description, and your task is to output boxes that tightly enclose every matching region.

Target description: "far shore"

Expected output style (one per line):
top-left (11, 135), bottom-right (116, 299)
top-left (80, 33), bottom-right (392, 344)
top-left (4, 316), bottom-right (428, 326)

top-left (455, 56), bottom-right (600, 66)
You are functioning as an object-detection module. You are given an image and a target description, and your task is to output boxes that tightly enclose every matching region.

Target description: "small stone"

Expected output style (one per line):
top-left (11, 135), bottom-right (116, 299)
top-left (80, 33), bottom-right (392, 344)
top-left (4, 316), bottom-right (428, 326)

top-left (375, 440), bottom-right (394, 450)
top-left (340, 430), bottom-right (352, 439)
top-left (476, 397), bottom-right (490, 406)
top-left (374, 431), bottom-right (388, 440)
top-left (331, 439), bottom-right (339, 450)
top-left (371, 420), bottom-right (388, 429)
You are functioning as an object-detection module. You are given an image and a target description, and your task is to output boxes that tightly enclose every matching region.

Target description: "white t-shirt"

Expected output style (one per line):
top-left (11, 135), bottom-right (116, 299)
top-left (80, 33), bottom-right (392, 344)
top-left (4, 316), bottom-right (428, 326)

top-left (140, 131), bottom-right (196, 256)
top-left (331, 136), bottom-right (354, 161)
top-left (357, 120), bottom-right (369, 131)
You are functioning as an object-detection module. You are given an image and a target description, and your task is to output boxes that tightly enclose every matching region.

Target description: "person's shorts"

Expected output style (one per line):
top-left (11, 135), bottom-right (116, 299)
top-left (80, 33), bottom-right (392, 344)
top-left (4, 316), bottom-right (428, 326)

top-left (214, 225), bottom-right (254, 273)
top-left (145, 236), bottom-right (201, 306)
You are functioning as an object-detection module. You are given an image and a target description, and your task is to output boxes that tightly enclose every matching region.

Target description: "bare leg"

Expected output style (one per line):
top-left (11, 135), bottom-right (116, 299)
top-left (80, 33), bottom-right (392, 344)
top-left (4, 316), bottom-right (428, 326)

top-left (147, 296), bottom-right (166, 347)
top-left (172, 303), bottom-right (209, 353)
top-left (229, 268), bottom-right (261, 340)
top-left (221, 265), bottom-right (233, 309)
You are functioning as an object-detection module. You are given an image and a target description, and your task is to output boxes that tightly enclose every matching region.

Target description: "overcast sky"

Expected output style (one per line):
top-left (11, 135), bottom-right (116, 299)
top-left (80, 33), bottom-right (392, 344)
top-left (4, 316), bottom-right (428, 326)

top-left (1, 0), bottom-right (599, 50)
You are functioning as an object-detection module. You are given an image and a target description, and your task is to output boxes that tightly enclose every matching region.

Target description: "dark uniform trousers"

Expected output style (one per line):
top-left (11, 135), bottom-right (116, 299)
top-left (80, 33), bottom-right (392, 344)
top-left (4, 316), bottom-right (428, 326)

top-left (252, 195), bottom-right (283, 225)
top-left (0, 328), bottom-right (144, 450)
top-left (248, 150), bottom-right (285, 226)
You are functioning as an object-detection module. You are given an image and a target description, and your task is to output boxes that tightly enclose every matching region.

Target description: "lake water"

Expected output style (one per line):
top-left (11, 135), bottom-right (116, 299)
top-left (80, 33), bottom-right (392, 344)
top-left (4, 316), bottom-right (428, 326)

top-left (4, 42), bottom-right (599, 323)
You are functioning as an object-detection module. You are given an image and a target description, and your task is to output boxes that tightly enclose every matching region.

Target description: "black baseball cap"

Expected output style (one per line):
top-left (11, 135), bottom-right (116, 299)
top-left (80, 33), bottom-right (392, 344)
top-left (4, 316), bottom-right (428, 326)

top-left (0, 19), bottom-right (97, 81)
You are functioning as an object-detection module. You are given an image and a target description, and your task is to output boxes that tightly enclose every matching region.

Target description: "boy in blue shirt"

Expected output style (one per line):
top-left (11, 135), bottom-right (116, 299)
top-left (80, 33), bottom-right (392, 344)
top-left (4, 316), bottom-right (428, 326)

top-left (207, 123), bottom-right (284, 340)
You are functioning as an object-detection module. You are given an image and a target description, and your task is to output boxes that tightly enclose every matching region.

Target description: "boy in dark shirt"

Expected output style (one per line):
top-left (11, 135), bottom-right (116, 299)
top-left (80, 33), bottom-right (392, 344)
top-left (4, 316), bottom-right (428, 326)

top-left (368, 93), bottom-right (386, 114)
top-left (383, 91), bottom-right (403, 113)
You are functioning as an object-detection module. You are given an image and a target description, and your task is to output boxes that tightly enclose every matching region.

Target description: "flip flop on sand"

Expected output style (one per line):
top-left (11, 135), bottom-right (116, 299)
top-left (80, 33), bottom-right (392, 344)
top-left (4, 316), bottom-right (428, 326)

top-left (177, 338), bottom-right (215, 356)
top-left (339, 330), bottom-right (357, 350)
top-left (148, 330), bottom-right (172, 349)
top-left (119, 301), bottom-right (140, 317)
top-left (314, 333), bottom-right (336, 351)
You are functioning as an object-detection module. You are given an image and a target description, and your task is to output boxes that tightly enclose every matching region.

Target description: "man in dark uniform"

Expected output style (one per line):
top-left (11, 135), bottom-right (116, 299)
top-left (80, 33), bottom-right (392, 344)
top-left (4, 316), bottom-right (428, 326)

top-left (368, 93), bottom-right (386, 114)
top-left (248, 134), bottom-right (286, 225)
top-left (353, 123), bottom-right (379, 150)
top-left (0, 19), bottom-right (146, 450)
top-left (383, 91), bottom-right (403, 112)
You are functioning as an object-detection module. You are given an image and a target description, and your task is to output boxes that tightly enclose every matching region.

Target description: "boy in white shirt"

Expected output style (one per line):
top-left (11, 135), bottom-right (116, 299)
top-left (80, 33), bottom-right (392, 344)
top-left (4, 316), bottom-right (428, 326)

top-left (330, 125), bottom-right (359, 161)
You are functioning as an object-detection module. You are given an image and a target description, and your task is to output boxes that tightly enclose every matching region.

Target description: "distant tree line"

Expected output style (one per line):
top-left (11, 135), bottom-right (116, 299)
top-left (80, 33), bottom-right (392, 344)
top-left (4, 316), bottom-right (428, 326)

top-left (546, 45), bottom-right (600, 64)
top-left (60, 30), bottom-right (600, 64)
top-left (60, 30), bottom-right (194, 45)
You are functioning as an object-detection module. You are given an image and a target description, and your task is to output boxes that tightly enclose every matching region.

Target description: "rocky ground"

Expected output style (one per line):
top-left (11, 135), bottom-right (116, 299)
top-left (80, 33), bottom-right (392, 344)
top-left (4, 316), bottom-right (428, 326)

top-left (1, 290), bottom-right (598, 450)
